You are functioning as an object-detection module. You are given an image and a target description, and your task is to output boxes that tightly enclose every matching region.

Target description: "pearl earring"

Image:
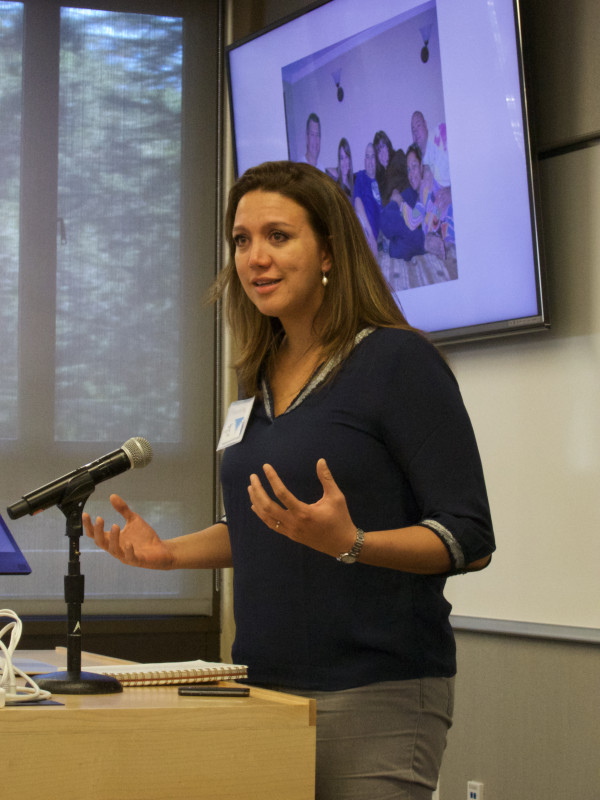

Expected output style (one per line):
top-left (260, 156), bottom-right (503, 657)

top-left (321, 272), bottom-right (329, 287)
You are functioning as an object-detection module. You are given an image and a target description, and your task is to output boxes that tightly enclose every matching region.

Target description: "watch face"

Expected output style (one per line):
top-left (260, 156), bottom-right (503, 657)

top-left (337, 529), bottom-right (364, 564)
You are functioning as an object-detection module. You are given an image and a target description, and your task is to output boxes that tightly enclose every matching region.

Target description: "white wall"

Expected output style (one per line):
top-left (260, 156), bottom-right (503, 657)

top-left (445, 144), bottom-right (600, 630)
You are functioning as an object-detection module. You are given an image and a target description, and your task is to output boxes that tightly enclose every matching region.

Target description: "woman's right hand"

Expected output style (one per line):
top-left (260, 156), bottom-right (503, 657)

top-left (83, 494), bottom-right (175, 570)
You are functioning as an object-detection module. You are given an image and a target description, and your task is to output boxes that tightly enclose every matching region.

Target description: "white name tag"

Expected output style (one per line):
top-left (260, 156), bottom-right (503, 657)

top-left (216, 397), bottom-right (255, 451)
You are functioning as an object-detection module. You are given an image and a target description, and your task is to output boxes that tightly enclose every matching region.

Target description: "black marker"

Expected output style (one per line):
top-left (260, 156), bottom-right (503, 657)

top-left (178, 686), bottom-right (250, 697)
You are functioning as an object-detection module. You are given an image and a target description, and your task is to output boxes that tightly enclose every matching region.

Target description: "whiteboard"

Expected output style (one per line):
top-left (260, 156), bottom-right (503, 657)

top-left (444, 144), bottom-right (600, 639)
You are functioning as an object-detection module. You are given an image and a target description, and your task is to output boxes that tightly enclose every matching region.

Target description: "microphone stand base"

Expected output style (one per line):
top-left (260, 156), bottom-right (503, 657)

top-left (36, 670), bottom-right (123, 695)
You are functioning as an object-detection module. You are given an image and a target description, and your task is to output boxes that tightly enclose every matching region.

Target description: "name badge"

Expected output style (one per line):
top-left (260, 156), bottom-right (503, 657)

top-left (217, 397), bottom-right (255, 451)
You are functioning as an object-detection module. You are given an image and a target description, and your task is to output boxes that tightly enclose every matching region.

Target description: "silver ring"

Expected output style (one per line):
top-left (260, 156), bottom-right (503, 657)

top-left (275, 520), bottom-right (281, 530)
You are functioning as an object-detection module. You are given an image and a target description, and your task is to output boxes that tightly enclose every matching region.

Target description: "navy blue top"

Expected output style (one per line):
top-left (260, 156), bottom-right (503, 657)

top-left (380, 186), bottom-right (426, 260)
top-left (221, 328), bottom-right (495, 691)
top-left (353, 169), bottom-right (382, 238)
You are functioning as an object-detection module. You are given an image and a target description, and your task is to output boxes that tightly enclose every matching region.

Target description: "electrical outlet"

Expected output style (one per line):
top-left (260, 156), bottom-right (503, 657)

top-left (468, 780), bottom-right (484, 800)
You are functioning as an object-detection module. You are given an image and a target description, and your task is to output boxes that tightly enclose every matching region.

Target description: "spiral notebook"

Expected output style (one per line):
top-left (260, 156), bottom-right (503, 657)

top-left (86, 658), bottom-right (248, 687)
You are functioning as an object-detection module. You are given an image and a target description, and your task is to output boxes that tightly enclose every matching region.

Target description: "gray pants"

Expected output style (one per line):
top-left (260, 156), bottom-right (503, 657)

top-left (282, 677), bottom-right (454, 800)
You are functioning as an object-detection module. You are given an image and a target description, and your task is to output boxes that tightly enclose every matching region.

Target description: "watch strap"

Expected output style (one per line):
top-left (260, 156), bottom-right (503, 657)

top-left (337, 527), bottom-right (365, 563)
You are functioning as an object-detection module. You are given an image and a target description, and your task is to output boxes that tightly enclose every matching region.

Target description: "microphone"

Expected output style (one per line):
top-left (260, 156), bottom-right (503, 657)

top-left (6, 437), bottom-right (153, 520)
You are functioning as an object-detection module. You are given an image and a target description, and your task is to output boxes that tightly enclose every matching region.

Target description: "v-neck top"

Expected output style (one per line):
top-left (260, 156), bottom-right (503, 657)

top-left (262, 327), bottom-right (375, 419)
top-left (221, 327), bottom-right (495, 691)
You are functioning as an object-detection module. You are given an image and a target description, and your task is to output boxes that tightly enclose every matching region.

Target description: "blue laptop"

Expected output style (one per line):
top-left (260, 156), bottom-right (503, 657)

top-left (0, 512), bottom-right (32, 575)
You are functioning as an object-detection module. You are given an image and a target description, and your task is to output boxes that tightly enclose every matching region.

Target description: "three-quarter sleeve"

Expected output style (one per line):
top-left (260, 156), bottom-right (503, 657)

top-left (375, 333), bottom-right (495, 572)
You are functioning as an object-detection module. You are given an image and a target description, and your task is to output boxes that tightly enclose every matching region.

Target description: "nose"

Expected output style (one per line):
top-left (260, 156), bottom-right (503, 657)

top-left (247, 238), bottom-right (271, 268)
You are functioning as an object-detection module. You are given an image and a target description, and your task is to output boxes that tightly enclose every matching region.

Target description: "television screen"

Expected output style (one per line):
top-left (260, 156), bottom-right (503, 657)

top-left (226, 0), bottom-right (549, 344)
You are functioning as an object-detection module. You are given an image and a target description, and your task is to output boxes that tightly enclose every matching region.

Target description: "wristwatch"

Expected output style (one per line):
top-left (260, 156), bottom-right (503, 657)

top-left (337, 528), bottom-right (365, 564)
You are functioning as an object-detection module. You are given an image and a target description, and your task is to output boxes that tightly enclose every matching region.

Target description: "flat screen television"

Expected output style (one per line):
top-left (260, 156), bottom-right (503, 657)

top-left (226, 0), bottom-right (549, 344)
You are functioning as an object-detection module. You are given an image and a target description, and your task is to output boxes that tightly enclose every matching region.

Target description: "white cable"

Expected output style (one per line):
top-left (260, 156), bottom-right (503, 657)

top-left (0, 609), bottom-right (52, 704)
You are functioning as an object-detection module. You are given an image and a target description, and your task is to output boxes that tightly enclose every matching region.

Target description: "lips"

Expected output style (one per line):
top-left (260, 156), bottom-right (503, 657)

top-left (252, 277), bottom-right (282, 293)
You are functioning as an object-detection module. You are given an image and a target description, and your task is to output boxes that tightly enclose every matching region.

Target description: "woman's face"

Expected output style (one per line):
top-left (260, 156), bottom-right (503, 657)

top-left (339, 147), bottom-right (350, 181)
top-left (376, 140), bottom-right (389, 169)
top-left (232, 190), bottom-right (331, 331)
top-left (407, 151), bottom-right (423, 192)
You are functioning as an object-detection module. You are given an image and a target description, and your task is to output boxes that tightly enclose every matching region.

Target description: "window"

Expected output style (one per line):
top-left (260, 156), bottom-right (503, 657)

top-left (1, 0), bottom-right (220, 617)
top-left (0, 2), bottom-right (21, 442)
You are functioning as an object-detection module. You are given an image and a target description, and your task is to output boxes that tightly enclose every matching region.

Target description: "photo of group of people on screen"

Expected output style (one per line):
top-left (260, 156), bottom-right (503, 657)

top-left (299, 110), bottom-right (457, 293)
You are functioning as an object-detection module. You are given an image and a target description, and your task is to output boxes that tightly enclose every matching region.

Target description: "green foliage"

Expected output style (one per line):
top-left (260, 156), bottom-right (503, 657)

top-left (2, 8), bottom-right (187, 442)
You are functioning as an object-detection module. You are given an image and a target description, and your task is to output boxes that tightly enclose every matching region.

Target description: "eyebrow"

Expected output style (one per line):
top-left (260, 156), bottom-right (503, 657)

top-left (232, 220), bottom-right (297, 234)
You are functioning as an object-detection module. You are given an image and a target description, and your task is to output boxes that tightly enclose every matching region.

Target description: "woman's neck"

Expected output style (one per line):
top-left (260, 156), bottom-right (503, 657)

top-left (278, 315), bottom-right (324, 359)
top-left (269, 329), bottom-right (325, 416)
top-left (282, 333), bottom-right (319, 361)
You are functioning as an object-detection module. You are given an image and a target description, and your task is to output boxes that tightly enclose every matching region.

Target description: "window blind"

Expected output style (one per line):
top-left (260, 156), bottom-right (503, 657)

top-left (0, 0), bottom-right (220, 616)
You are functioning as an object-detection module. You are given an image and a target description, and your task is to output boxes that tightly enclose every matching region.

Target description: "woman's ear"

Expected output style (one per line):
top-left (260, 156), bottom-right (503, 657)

top-left (320, 240), bottom-right (333, 275)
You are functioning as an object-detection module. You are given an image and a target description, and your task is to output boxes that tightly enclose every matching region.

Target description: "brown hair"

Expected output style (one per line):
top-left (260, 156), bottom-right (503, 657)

top-left (337, 137), bottom-right (354, 197)
top-left (211, 160), bottom-right (417, 396)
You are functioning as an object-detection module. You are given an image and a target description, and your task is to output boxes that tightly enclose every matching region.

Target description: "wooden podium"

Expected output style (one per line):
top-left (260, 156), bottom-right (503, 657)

top-left (2, 650), bottom-right (316, 799)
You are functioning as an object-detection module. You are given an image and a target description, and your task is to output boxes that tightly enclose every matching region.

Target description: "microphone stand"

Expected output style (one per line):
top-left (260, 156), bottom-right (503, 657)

top-left (36, 471), bottom-right (122, 694)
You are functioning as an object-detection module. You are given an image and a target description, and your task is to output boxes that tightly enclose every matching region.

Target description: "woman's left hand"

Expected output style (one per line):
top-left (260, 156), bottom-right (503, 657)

top-left (247, 458), bottom-right (357, 558)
